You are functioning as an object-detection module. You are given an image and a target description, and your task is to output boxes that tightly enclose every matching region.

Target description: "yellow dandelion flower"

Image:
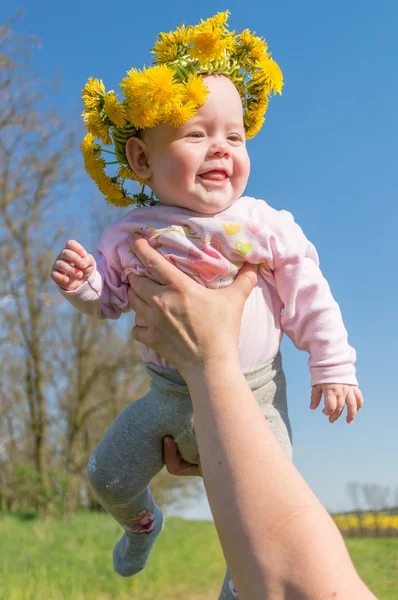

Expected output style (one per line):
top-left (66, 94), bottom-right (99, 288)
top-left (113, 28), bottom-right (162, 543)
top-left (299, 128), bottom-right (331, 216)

top-left (125, 99), bottom-right (160, 129)
top-left (188, 29), bottom-right (227, 64)
top-left (106, 195), bottom-right (135, 208)
top-left (117, 165), bottom-right (136, 180)
top-left (159, 83), bottom-right (186, 119)
top-left (103, 92), bottom-right (127, 128)
top-left (153, 40), bottom-right (179, 64)
top-left (81, 132), bottom-right (101, 158)
top-left (82, 109), bottom-right (101, 129)
top-left (224, 31), bottom-right (237, 53)
top-left (82, 95), bottom-right (101, 111)
top-left (120, 68), bottom-right (148, 103)
top-left (117, 166), bottom-right (148, 185)
top-left (182, 75), bottom-right (209, 106)
top-left (245, 114), bottom-right (265, 139)
top-left (98, 126), bottom-right (112, 146)
top-left (254, 86), bottom-right (271, 108)
top-left (144, 65), bottom-right (178, 104)
top-left (96, 176), bottom-right (124, 200)
top-left (239, 30), bottom-right (268, 62)
top-left (244, 98), bottom-right (268, 138)
top-left (255, 57), bottom-right (284, 95)
top-left (84, 154), bottom-right (107, 180)
top-left (152, 24), bottom-right (190, 64)
top-left (82, 110), bottom-right (103, 135)
top-left (187, 10), bottom-right (233, 63)
top-left (82, 77), bottom-right (105, 111)
top-left (165, 100), bottom-right (197, 128)
top-left (82, 110), bottom-right (112, 145)
top-left (198, 10), bottom-right (230, 32)
top-left (247, 96), bottom-right (269, 120)
top-left (121, 66), bottom-right (181, 122)
top-left (82, 77), bottom-right (105, 98)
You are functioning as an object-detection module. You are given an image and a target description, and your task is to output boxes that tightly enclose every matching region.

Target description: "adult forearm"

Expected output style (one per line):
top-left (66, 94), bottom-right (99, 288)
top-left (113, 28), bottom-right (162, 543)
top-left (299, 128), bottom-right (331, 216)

top-left (185, 357), bottom-right (375, 600)
top-left (125, 238), bottom-right (374, 598)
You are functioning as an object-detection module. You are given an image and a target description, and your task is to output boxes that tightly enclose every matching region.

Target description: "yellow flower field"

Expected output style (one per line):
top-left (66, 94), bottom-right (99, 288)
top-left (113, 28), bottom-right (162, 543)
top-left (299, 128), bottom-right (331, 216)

top-left (333, 512), bottom-right (398, 535)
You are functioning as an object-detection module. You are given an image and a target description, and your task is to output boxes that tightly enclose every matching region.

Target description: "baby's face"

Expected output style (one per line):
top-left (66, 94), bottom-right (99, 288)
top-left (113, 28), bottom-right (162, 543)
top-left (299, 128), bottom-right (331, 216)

top-left (141, 75), bottom-right (250, 215)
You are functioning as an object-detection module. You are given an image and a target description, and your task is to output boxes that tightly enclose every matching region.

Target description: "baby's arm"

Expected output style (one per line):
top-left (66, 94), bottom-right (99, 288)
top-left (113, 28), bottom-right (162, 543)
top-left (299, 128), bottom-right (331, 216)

top-left (268, 210), bottom-right (363, 422)
top-left (51, 238), bottom-right (130, 320)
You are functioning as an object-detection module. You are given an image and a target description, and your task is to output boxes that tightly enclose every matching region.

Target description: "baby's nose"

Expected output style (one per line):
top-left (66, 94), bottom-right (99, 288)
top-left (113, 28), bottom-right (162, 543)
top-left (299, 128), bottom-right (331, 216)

top-left (210, 141), bottom-right (230, 157)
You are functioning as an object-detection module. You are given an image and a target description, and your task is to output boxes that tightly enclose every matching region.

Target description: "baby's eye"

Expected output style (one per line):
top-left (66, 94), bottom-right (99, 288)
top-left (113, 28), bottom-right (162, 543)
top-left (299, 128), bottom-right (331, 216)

top-left (188, 132), bottom-right (205, 138)
top-left (228, 134), bottom-right (242, 142)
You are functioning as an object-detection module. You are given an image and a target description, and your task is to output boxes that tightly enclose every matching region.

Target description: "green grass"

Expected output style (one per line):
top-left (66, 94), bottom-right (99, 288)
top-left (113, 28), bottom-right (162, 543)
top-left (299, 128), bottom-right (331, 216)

top-left (0, 512), bottom-right (397, 599)
top-left (346, 538), bottom-right (398, 600)
top-left (0, 512), bottom-right (224, 600)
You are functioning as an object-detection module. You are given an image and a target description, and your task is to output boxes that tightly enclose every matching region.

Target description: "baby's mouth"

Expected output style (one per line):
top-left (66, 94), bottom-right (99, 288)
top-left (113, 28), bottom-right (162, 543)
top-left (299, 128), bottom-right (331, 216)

top-left (198, 170), bottom-right (228, 181)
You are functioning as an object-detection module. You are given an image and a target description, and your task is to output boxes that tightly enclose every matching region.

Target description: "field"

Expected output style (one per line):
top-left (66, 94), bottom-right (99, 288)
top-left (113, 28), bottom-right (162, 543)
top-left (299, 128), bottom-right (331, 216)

top-left (0, 512), bottom-right (397, 599)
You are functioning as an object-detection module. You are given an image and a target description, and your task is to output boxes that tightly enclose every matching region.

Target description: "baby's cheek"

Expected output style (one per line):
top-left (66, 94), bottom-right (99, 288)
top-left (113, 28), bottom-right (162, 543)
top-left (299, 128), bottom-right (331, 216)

top-left (236, 156), bottom-right (250, 187)
top-left (171, 147), bottom-right (198, 175)
top-left (160, 160), bottom-right (190, 191)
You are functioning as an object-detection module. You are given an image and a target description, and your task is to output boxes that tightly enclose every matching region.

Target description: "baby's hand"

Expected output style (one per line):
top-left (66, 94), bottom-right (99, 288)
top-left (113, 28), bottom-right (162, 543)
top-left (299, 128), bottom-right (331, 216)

top-left (51, 239), bottom-right (95, 291)
top-left (310, 383), bottom-right (363, 424)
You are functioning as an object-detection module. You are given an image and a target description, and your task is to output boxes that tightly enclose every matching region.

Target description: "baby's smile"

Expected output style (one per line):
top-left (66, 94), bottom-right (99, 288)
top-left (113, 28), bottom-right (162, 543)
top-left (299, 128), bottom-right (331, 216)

top-left (198, 168), bottom-right (230, 188)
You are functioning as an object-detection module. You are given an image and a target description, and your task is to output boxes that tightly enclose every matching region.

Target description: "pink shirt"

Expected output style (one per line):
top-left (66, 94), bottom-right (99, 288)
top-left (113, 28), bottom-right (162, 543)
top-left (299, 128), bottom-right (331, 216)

top-left (60, 196), bottom-right (357, 385)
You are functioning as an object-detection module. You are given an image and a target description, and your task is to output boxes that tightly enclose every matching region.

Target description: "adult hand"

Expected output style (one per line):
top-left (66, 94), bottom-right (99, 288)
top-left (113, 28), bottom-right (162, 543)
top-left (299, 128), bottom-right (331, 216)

top-left (128, 235), bottom-right (258, 378)
top-left (163, 436), bottom-right (202, 477)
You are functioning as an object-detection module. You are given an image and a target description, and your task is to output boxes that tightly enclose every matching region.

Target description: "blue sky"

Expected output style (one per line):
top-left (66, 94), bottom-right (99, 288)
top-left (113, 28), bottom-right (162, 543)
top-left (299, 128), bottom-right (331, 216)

top-left (5, 0), bottom-right (397, 515)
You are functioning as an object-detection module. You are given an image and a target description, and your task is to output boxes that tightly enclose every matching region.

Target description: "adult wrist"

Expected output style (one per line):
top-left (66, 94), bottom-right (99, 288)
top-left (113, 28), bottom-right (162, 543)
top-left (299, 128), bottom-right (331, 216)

top-left (182, 349), bottom-right (240, 388)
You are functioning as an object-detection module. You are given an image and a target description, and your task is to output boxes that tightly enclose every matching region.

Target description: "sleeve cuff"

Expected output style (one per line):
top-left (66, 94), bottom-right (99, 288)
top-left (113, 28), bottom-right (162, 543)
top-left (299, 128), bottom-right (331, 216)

top-left (58, 267), bottom-right (102, 302)
top-left (310, 364), bottom-right (358, 386)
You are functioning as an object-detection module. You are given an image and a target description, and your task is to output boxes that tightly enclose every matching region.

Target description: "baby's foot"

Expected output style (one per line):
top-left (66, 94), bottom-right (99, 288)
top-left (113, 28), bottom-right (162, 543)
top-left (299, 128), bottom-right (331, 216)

top-left (218, 572), bottom-right (240, 599)
top-left (113, 505), bottom-right (164, 577)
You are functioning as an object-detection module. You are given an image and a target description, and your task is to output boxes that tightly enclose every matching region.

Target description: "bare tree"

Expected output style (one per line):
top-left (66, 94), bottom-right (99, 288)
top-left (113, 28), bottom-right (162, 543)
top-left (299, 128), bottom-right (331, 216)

top-left (0, 18), bottom-right (75, 482)
top-left (393, 486), bottom-right (398, 510)
top-left (362, 484), bottom-right (391, 513)
top-left (346, 482), bottom-right (365, 536)
top-left (362, 483), bottom-right (391, 536)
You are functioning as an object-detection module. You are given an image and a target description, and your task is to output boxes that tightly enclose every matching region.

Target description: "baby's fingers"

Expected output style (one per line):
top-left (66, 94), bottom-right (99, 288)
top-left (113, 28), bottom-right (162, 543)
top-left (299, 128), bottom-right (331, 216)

top-left (51, 270), bottom-right (70, 285)
top-left (53, 259), bottom-right (82, 278)
top-left (322, 389), bottom-right (337, 416)
top-left (355, 387), bottom-right (364, 411)
top-left (310, 385), bottom-right (322, 410)
top-left (65, 239), bottom-right (88, 258)
top-left (345, 389), bottom-right (358, 424)
top-left (328, 392), bottom-right (345, 423)
top-left (58, 248), bottom-right (87, 270)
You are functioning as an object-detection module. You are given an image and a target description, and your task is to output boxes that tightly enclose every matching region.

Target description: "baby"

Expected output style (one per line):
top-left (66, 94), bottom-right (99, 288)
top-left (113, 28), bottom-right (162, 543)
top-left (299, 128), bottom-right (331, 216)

top-left (51, 12), bottom-right (363, 600)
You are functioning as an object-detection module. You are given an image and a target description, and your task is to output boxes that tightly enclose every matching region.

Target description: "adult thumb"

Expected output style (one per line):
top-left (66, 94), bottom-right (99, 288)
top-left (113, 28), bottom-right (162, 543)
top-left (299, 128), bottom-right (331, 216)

top-left (228, 263), bottom-right (258, 302)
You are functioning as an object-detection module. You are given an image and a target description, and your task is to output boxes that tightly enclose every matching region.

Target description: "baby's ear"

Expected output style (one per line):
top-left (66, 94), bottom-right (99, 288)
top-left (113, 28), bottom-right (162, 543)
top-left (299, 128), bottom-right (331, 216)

top-left (126, 137), bottom-right (152, 179)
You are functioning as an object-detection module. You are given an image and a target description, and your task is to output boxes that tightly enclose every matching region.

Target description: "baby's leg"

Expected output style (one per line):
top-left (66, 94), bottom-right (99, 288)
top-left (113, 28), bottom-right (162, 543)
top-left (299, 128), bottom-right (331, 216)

top-left (254, 355), bottom-right (293, 459)
top-left (87, 390), bottom-right (167, 577)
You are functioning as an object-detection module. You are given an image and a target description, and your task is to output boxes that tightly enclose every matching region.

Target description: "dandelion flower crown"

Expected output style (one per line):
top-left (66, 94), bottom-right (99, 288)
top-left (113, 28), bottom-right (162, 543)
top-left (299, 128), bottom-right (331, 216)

top-left (81, 10), bottom-right (283, 207)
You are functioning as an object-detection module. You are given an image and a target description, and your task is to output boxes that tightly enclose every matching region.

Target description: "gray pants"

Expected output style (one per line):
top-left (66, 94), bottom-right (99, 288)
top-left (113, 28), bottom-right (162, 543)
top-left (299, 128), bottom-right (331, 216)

top-left (88, 352), bottom-right (292, 598)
